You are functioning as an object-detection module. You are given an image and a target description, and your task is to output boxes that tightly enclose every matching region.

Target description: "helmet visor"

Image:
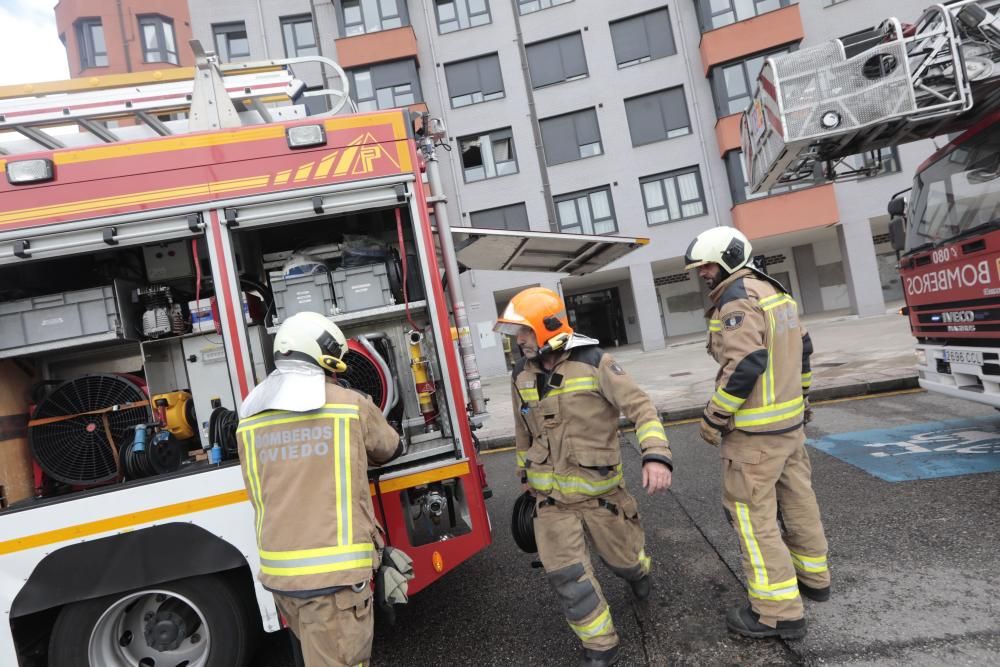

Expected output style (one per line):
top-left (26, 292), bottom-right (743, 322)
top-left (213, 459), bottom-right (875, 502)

top-left (494, 321), bottom-right (527, 337)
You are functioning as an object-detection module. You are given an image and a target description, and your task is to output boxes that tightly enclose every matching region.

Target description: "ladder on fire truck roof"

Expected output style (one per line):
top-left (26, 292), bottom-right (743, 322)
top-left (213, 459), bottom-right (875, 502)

top-left (743, 0), bottom-right (1000, 194)
top-left (0, 41), bottom-right (352, 157)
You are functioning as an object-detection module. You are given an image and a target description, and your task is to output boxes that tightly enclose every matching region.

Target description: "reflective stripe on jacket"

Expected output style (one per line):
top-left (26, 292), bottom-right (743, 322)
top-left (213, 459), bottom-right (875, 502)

top-left (705, 269), bottom-right (813, 434)
top-left (512, 343), bottom-right (672, 504)
top-left (236, 381), bottom-right (400, 594)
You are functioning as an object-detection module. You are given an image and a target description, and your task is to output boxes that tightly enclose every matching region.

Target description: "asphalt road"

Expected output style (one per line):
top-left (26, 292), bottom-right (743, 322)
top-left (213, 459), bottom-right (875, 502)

top-left (252, 390), bottom-right (1000, 666)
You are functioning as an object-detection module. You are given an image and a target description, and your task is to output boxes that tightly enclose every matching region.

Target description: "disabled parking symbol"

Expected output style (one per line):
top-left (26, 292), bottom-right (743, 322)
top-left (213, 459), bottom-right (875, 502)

top-left (808, 417), bottom-right (1000, 481)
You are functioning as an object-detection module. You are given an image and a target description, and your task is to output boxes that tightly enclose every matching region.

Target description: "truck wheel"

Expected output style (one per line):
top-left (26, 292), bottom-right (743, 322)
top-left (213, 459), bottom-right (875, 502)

top-left (48, 574), bottom-right (254, 667)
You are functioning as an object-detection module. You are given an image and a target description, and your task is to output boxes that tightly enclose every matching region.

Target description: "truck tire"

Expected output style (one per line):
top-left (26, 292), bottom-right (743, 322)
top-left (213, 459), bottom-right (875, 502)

top-left (48, 574), bottom-right (255, 667)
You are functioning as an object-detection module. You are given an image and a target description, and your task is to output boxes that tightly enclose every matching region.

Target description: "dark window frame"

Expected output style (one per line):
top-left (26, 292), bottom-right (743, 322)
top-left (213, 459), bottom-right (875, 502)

top-left (444, 53), bottom-right (505, 108)
top-left (280, 14), bottom-right (319, 58)
top-left (525, 31), bottom-right (588, 89)
top-left (539, 108), bottom-right (603, 166)
top-left (640, 167), bottom-right (708, 225)
top-left (709, 46), bottom-right (792, 118)
top-left (624, 86), bottom-right (692, 147)
top-left (459, 127), bottom-right (519, 183)
top-left (609, 6), bottom-right (676, 69)
top-left (469, 203), bottom-right (531, 231)
top-left (724, 150), bottom-right (812, 205)
top-left (75, 18), bottom-right (108, 69)
top-left (348, 60), bottom-right (423, 112)
top-left (338, 0), bottom-right (409, 37)
top-left (213, 22), bottom-right (250, 61)
top-left (695, 0), bottom-right (792, 33)
top-left (138, 14), bottom-right (179, 65)
top-left (518, 0), bottom-right (573, 15)
top-left (554, 186), bottom-right (618, 235)
top-left (434, 0), bottom-right (492, 34)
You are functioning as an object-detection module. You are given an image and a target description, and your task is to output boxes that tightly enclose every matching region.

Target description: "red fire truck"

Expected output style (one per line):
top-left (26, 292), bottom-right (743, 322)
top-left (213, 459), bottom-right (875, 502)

top-left (0, 48), bottom-right (644, 666)
top-left (742, 0), bottom-right (1000, 408)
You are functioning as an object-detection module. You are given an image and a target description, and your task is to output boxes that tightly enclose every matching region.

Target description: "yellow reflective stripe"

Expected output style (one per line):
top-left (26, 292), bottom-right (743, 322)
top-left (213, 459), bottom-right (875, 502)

top-left (748, 576), bottom-right (800, 601)
top-left (547, 377), bottom-right (598, 397)
top-left (801, 372), bottom-right (813, 389)
top-left (526, 467), bottom-right (623, 496)
top-left (636, 420), bottom-right (667, 444)
top-left (260, 543), bottom-right (375, 560)
top-left (332, 416), bottom-right (354, 546)
top-left (568, 607), bottom-right (614, 640)
top-left (760, 295), bottom-right (794, 311)
top-left (709, 319), bottom-right (722, 332)
top-left (518, 388), bottom-right (539, 402)
top-left (639, 548), bottom-right (651, 575)
top-left (238, 408), bottom-right (360, 432)
top-left (734, 397), bottom-right (805, 427)
top-left (765, 311), bottom-right (776, 405)
top-left (735, 502), bottom-right (767, 587)
top-left (242, 429), bottom-right (265, 547)
top-left (790, 550), bottom-right (828, 573)
top-left (712, 388), bottom-right (745, 412)
top-left (516, 450), bottom-right (527, 467)
top-left (260, 558), bottom-right (373, 576)
top-left (758, 293), bottom-right (785, 307)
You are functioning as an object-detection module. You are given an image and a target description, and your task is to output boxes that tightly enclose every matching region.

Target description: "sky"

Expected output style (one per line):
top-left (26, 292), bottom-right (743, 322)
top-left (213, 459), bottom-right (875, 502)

top-left (0, 0), bottom-right (70, 85)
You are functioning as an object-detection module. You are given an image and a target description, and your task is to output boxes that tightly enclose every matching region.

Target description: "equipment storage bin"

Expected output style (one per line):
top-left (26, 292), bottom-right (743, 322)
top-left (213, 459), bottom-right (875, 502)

top-left (332, 263), bottom-right (395, 313)
top-left (272, 271), bottom-right (336, 324)
top-left (0, 281), bottom-right (133, 358)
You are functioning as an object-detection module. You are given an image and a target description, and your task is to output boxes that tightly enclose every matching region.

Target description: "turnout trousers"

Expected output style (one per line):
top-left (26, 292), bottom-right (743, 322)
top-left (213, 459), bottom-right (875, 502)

top-left (534, 488), bottom-right (651, 651)
top-left (721, 428), bottom-right (830, 626)
top-left (274, 584), bottom-right (374, 667)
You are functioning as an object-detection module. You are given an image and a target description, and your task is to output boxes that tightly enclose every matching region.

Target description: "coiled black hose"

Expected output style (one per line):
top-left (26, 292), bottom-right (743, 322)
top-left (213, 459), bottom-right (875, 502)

top-left (511, 491), bottom-right (538, 554)
top-left (208, 407), bottom-right (240, 459)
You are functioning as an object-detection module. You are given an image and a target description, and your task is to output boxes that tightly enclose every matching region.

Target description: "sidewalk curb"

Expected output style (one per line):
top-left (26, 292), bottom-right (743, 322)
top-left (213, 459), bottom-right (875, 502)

top-left (475, 375), bottom-right (920, 451)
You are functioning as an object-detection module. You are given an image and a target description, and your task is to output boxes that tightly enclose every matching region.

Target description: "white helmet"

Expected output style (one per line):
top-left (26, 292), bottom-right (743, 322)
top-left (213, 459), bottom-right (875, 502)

top-left (684, 227), bottom-right (752, 274)
top-left (273, 311), bottom-right (348, 374)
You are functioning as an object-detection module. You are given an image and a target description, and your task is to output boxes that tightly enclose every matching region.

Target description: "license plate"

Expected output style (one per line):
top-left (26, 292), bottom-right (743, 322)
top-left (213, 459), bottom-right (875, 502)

top-left (945, 350), bottom-right (984, 366)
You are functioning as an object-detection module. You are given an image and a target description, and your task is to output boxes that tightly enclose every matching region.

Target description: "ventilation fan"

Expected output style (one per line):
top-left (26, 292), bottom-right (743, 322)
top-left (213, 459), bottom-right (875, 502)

top-left (30, 374), bottom-right (151, 486)
top-left (342, 338), bottom-right (390, 412)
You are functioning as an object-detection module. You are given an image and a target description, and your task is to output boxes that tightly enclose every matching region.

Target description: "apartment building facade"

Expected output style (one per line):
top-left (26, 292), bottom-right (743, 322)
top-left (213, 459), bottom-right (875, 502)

top-left (53, 0), bottom-right (934, 377)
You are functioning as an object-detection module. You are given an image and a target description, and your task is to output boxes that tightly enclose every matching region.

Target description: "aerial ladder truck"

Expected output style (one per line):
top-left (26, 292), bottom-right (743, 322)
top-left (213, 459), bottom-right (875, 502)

top-left (742, 0), bottom-right (1000, 408)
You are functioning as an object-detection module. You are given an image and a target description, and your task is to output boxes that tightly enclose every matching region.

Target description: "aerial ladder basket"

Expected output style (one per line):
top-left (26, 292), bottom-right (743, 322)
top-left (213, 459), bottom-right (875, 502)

top-left (0, 41), bottom-right (352, 157)
top-left (742, 0), bottom-right (1000, 194)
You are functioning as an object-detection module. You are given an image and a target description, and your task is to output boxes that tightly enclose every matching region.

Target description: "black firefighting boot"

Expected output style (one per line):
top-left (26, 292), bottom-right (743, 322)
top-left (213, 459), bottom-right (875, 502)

top-left (798, 581), bottom-right (831, 602)
top-left (579, 645), bottom-right (620, 667)
top-left (629, 574), bottom-right (652, 601)
top-left (725, 605), bottom-right (806, 640)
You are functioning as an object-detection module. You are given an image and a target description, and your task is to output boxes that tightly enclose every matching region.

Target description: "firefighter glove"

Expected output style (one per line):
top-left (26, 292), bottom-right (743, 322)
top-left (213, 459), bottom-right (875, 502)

top-left (803, 395), bottom-right (813, 425)
top-left (700, 406), bottom-right (731, 447)
top-left (376, 547), bottom-right (415, 607)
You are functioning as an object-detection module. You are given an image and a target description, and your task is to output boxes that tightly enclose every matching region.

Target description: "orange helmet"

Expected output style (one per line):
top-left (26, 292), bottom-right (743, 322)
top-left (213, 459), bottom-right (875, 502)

top-left (494, 287), bottom-right (573, 346)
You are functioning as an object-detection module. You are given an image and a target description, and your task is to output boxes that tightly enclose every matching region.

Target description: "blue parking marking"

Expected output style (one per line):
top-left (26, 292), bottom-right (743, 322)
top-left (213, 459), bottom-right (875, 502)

top-left (808, 417), bottom-right (1000, 482)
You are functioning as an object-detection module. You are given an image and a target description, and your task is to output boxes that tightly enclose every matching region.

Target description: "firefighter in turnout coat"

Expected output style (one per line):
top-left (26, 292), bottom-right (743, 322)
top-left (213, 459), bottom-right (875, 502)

top-left (685, 227), bottom-right (830, 640)
top-left (495, 287), bottom-right (673, 667)
top-left (236, 312), bottom-right (405, 667)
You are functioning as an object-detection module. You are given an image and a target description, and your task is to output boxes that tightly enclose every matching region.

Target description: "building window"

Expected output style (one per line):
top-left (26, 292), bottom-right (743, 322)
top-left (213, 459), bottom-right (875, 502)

top-left (724, 150), bottom-right (810, 204)
top-left (349, 60), bottom-right (422, 111)
top-left (435, 0), bottom-right (491, 33)
top-left (695, 0), bottom-right (792, 32)
top-left (624, 87), bottom-right (691, 147)
top-left (213, 22), bottom-right (250, 61)
top-left (138, 15), bottom-right (178, 65)
top-left (526, 32), bottom-right (587, 89)
top-left (539, 108), bottom-right (602, 166)
top-left (555, 187), bottom-right (617, 235)
top-left (459, 128), bottom-right (518, 182)
top-left (340, 0), bottom-right (407, 37)
top-left (518, 0), bottom-right (573, 15)
top-left (75, 18), bottom-right (107, 68)
top-left (444, 53), bottom-right (504, 108)
top-left (610, 7), bottom-right (676, 69)
top-left (710, 48), bottom-right (790, 117)
top-left (470, 203), bottom-right (530, 231)
top-left (641, 168), bottom-right (707, 224)
top-left (281, 15), bottom-right (318, 57)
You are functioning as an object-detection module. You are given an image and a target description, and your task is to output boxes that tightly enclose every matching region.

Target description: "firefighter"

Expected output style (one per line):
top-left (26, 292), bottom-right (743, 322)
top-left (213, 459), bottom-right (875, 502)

top-left (235, 311), bottom-right (405, 667)
top-left (495, 287), bottom-right (673, 667)
top-left (685, 227), bottom-right (830, 640)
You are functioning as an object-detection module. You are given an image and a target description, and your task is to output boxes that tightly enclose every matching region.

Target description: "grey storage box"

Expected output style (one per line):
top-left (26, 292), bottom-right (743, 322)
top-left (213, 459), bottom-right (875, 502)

top-left (272, 272), bottom-right (336, 324)
top-left (332, 263), bottom-right (395, 313)
top-left (0, 281), bottom-right (134, 358)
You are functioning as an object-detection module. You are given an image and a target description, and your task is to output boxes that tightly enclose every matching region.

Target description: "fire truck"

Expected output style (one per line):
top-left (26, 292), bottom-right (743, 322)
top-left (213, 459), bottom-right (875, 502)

top-left (0, 47), bottom-right (645, 666)
top-left (741, 0), bottom-right (1000, 408)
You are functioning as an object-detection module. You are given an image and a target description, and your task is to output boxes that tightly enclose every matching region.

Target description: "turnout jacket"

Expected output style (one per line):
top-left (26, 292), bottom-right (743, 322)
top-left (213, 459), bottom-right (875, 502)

top-left (705, 268), bottom-right (814, 435)
top-left (512, 338), bottom-right (672, 504)
top-left (236, 380), bottom-right (401, 595)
